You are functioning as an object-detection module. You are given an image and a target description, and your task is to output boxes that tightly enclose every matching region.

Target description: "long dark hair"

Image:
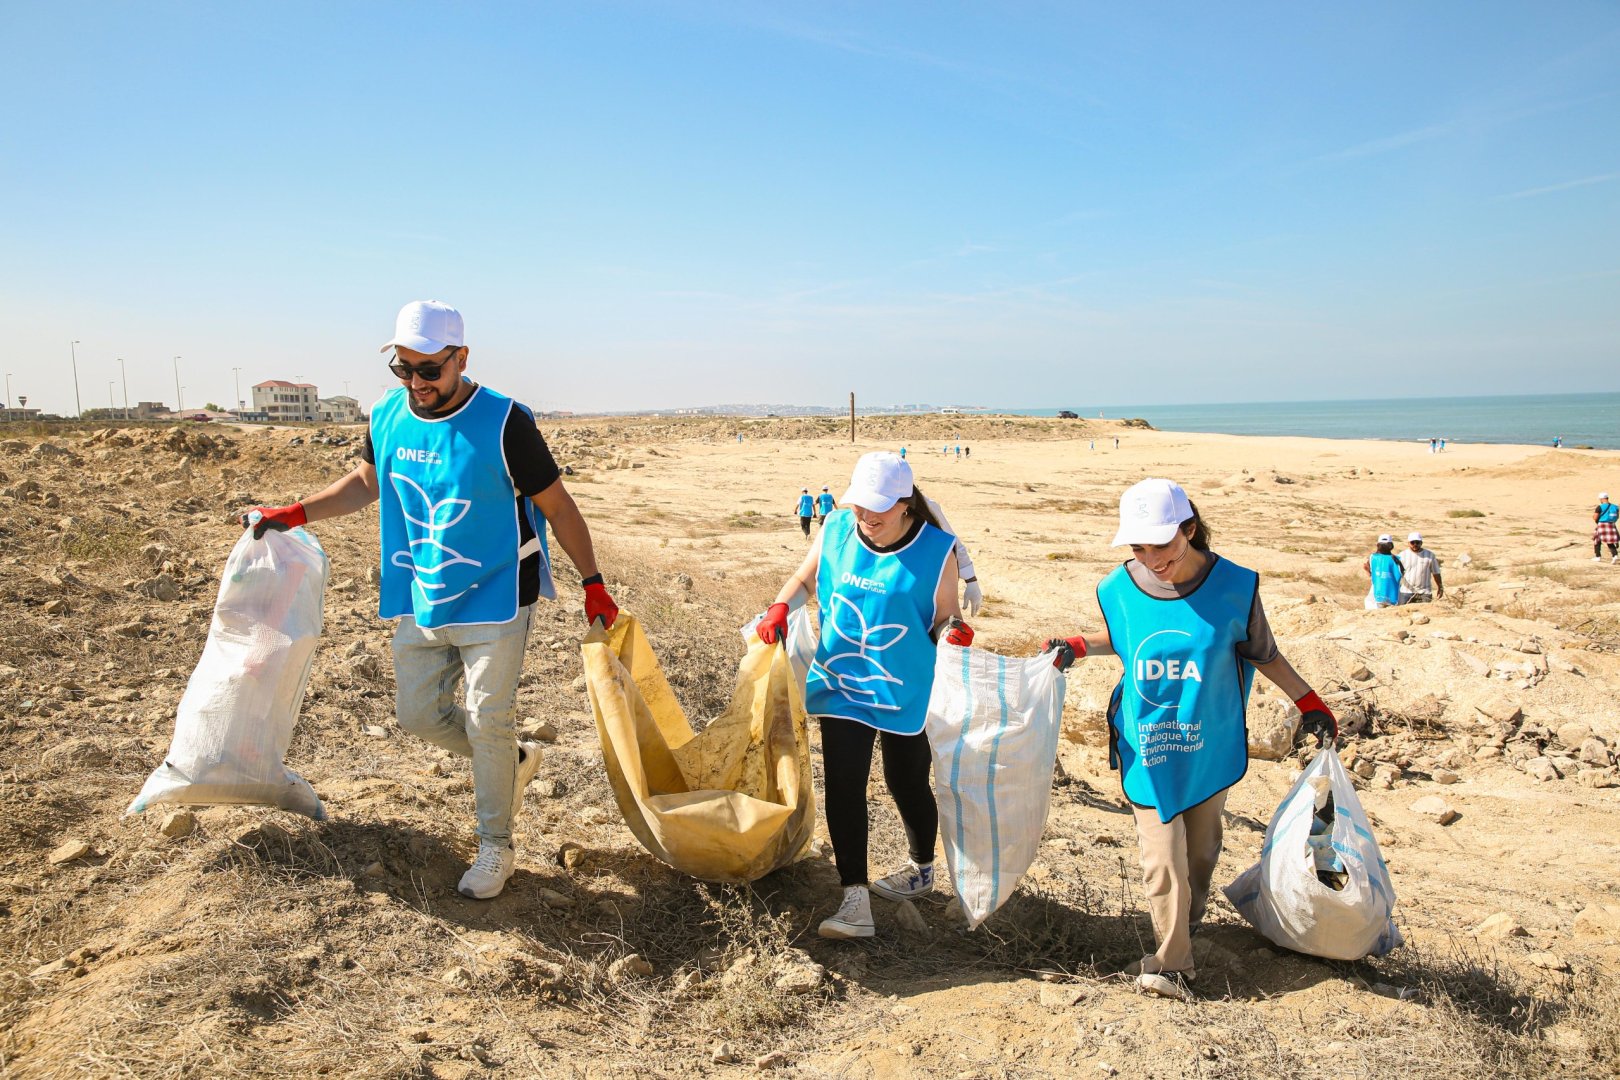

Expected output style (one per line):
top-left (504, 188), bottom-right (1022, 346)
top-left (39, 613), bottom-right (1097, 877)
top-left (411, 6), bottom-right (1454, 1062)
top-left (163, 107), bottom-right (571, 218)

top-left (904, 487), bottom-right (942, 529)
top-left (1181, 499), bottom-right (1211, 551)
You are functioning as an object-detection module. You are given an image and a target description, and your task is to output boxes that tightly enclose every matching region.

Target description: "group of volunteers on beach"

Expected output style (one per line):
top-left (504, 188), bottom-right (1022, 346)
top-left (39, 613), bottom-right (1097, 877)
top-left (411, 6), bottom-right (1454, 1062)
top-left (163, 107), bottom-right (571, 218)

top-left (1362, 532), bottom-right (1444, 608)
top-left (242, 299), bottom-right (1339, 1004)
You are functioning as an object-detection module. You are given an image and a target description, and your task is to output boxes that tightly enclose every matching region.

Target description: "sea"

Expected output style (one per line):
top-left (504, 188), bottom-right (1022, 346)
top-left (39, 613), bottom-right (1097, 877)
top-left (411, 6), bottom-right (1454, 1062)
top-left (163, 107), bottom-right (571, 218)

top-left (1010, 392), bottom-right (1620, 450)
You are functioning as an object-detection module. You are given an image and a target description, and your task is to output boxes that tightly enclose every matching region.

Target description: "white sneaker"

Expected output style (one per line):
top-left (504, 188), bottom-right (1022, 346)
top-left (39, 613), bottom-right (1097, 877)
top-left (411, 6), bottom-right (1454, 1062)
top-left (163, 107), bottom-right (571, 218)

top-left (458, 841), bottom-right (516, 899)
top-left (871, 860), bottom-right (934, 902)
top-left (1595, 556), bottom-right (1604, 562)
top-left (1612, 556), bottom-right (1618, 565)
top-left (1137, 971), bottom-right (1193, 1002)
top-left (818, 885), bottom-right (875, 939)
top-left (510, 740), bottom-right (543, 823)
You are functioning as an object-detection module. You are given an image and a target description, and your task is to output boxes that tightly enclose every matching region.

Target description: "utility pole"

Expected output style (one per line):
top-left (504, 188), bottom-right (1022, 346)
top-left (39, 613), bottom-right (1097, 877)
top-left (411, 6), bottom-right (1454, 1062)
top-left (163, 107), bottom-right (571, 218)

top-left (117, 358), bottom-right (128, 420)
top-left (849, 392), bottom-right (855, 443)
top-left (232, 367), bottom-right (243, 412)
top-left (70, 340), bottom-right (82, 418)
top-left (108, 382), bottom-right (116, 414)
top-left (173, 356), bottom-right (182, 413)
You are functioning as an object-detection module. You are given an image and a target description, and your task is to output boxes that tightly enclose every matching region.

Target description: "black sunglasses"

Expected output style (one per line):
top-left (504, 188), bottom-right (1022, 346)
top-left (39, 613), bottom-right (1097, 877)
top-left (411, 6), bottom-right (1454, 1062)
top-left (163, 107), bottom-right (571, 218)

top-left (388, 350), bottom-right (455, 381)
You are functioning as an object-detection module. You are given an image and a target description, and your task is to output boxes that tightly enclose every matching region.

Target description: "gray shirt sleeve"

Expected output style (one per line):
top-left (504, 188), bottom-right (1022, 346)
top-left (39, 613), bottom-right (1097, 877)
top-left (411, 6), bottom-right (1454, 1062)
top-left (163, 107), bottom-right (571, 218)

top-left (1122, 553), bottom-right (1278, 664)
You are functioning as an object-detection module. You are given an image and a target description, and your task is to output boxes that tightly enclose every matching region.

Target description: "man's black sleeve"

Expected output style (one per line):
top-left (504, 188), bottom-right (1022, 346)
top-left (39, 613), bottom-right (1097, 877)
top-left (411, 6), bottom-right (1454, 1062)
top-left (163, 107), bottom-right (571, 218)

top-left (361, 431), bottom-right (375, 465)
top-left (505, 408), bottom-right (562, 497)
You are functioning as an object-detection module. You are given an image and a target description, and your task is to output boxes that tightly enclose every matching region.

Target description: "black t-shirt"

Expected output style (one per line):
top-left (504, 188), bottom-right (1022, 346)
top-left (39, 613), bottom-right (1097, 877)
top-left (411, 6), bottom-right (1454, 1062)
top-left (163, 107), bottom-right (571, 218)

top-left (364, 384), bottom-right (562, 606)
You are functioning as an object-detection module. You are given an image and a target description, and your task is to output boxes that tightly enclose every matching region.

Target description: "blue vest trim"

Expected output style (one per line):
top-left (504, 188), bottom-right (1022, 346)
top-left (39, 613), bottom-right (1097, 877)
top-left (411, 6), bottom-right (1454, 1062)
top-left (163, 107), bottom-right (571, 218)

top-left (1097, 555), bottom-right (1258, 822)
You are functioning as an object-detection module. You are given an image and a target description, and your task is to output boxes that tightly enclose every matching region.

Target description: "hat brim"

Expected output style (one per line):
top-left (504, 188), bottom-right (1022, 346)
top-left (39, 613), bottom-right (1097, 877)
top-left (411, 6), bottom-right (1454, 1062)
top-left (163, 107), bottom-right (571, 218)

top-left (379, 334), bottom-right (454, 354)
top-left (1407, 534), bottom-right (1423, 542)
top-left (1110, 521), bottom-right (1184, 547)
top-left (841, 485), bottom-right (900, 513)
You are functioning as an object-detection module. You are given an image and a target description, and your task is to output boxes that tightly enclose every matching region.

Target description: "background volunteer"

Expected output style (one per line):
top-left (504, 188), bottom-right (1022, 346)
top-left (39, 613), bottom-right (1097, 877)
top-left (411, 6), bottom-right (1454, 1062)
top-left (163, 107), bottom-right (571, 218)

top-left (796, 488), bottom-right (815, 537)
top-left (1046, 478), bottom-right (1335, 1001)
top-left (242, 300), bottom-right (619, 901)
top-left (815, 485), bottom-right (836, 523)
top-left (1363, 535), bottom-right (1404, 609)
top-left (1398, 532), bottom-right (1443, 602)
top-left (757, 452), bottom-right (971, 940)
top-left (1594, 493), bottom-right (1619, 563)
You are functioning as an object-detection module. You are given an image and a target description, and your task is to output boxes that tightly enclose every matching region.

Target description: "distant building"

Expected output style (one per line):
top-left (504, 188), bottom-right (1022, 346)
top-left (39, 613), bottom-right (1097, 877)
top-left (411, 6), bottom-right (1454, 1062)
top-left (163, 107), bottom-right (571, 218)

top-left (0, 406), bottom-right (42, 422)
top-left (252, 380), bottom-right (319, 423)
top-left (318, 395), bottom-right (364, 424)
top-left (132, 401), bottom-right (168, 420)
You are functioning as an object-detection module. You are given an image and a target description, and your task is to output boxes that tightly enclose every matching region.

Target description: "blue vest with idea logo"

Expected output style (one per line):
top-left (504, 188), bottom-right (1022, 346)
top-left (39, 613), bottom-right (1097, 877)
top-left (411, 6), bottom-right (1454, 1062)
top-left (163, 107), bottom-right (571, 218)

top-left (371, 384), bottom-right (552, 628)
top-left (1369, 552), bottom-right (1403, 606)
top-left (816, 492), bottom-right (836, 515)
top-left (1097, 554), bottom-right (1258, 823)
top-left (806, 508), bottom-right (955, 734)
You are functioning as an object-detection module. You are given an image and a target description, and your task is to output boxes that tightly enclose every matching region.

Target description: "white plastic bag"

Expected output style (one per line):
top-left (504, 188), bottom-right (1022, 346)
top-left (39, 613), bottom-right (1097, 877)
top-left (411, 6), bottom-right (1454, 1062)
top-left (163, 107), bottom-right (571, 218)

top-left (1223, 748), bottom-right (1403, 959)
top-left (739, 604), bottom-right (818, 690)
top-left (925, 643), bottom-right (1066, 930)
top-left (127, 525), bottom-right (329, 819)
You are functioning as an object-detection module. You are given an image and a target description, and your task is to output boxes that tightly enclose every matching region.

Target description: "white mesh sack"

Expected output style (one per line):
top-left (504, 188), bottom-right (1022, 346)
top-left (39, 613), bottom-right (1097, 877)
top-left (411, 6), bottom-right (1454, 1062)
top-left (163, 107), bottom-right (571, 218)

top-left (127, 524), bottom-right (329, 819)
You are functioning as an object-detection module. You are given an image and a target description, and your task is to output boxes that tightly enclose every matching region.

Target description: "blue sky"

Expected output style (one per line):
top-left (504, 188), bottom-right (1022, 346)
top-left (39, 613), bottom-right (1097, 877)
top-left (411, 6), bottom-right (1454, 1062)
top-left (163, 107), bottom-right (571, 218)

top-left (5, 2), bottom-right (1618, 415)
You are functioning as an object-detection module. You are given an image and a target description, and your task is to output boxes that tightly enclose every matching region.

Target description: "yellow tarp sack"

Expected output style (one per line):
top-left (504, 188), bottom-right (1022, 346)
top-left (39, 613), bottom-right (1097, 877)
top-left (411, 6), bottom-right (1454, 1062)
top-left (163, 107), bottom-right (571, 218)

top-left (582, 613), bottom-right (815, 883)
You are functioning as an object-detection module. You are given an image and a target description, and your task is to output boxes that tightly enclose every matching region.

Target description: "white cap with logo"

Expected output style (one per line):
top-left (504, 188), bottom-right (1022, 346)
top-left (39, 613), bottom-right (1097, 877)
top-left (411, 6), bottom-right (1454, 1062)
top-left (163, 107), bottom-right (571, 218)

top-left (1111, 478), bottom-right (1194, 546)
top-left (1378, 534), bottom-right (1393, 544)
top-left (1408, 531), bottom-right (1423, 542)
top-left (841, 452), bottom-right (914, 513)
top-left (380, 300), bottom-right (465, 354)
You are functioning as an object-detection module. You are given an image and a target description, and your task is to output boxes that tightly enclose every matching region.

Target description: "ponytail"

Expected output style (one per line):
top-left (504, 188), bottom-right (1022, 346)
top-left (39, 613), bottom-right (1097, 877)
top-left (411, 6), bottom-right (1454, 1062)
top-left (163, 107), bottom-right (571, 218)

top-left (1182, 499), bottom-right (1212, 551)
top-left (904, 488), bottom-right (942, 530)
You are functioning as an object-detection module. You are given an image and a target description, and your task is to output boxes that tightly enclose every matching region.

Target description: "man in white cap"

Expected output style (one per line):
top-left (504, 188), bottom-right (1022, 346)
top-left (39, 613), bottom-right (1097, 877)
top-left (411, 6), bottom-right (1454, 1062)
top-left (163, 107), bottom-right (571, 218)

top-left (1398, 532), bottom-right (1443, 603)
top-left (242, 300), bottom-right (619, 900)
top-left (1594, 493), bottom-right (1619, 563)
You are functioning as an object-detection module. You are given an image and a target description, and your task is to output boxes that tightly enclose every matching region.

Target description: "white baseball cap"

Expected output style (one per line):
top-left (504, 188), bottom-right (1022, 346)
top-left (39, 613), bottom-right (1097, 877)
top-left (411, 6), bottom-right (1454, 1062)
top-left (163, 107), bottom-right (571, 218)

top-left (1111, 478), bottom-right (1194, 546)
top-left (379, 300), bottom-right (465, 354)
top-left (1601, 492), bottom-right (1610, 500)
top-left (842, 452), bottom-right (914, 513)
top-left (1378, 534), bottom-right (1393, 544)
top-left (1408, 531), bottom-right (1423, 542)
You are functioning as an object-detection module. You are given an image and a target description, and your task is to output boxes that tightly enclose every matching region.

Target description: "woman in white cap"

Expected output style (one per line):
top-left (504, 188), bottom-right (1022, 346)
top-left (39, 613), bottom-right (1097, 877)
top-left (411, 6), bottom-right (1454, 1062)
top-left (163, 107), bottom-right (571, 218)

top-left (1362, 535), bottom-right (1404, 609)
top-left (757, 452), bottom-right (972, 939)
top-left (1594, 493), bottom-right (1618, 563)
top-left (1042, 478), bottom-right (1335, 1000)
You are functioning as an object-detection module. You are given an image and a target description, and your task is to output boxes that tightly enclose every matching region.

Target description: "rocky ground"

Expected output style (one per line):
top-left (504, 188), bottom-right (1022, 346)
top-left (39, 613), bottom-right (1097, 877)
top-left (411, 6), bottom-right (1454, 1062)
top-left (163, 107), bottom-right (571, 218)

top-left (2, 416), bottom-right (1618, 1079)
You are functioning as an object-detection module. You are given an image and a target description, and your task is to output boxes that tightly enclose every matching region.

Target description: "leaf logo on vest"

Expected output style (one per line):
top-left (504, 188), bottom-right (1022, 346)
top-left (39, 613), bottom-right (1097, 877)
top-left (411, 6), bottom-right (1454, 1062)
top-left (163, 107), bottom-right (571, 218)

top-left (812, 594), bottom-right (906, 712)
top-left (1130, 629), bottom-right (1203, 709)
top-left (389, 475), bottom-right (483, 606)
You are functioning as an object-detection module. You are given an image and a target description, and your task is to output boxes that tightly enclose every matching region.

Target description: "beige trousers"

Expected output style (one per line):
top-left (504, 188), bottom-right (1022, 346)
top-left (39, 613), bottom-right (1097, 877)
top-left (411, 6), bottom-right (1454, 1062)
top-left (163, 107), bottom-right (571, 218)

top-left (1131, 789), bottom-right (1228, 975)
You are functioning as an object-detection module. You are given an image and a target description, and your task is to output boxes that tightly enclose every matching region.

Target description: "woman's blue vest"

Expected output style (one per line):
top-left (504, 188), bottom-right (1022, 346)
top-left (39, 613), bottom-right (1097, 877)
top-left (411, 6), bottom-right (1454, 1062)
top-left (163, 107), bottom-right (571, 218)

top-left (371, 384), bottom-right (552, 628)
top-left (1369, 552), bottom-right (1403, 606)
top-left (1097, 554), bottom-right (1258, 823)
top-left (806, 509), bottom-right (954, 734)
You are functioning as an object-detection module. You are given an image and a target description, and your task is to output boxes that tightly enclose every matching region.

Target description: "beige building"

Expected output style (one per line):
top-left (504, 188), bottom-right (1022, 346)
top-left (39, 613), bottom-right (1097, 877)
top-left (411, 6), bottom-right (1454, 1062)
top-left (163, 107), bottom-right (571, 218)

top-left (319, 395), bottom-right (364, 423)
top-left (252, 380), bottom-right (319, 423)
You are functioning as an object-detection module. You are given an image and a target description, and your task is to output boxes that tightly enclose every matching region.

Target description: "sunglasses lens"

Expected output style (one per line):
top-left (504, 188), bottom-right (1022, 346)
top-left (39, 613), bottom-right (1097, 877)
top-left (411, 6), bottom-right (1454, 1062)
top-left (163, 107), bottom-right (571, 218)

top-left (390, 361), bottom-right (442, 381)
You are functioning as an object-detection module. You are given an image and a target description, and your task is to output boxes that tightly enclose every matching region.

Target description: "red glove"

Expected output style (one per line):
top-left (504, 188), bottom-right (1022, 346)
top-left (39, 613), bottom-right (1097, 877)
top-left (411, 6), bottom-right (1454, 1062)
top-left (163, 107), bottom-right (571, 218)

top-left (756, 603), bottom-right (790, 645)
top-left (241, 503), bottom-right (306, 539)
top-left (1046, 635), bottom-right (1087, 671)
top-left (584, 582), bottom-right (619, 629)
top-left (1294, 689), bottom-right (1338, 747)
top-left (943, 617), bottom-right (974, 647)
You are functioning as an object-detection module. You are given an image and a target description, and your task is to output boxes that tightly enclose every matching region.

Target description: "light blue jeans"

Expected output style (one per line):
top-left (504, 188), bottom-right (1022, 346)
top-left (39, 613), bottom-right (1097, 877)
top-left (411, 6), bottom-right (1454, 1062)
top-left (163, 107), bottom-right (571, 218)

top-left (391, 607), bottom-right (532, 846)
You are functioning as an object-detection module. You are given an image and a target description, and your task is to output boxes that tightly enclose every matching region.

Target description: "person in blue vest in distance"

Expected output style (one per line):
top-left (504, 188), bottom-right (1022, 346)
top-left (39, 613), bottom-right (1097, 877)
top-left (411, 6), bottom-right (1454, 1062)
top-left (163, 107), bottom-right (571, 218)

top-left (796, 488), bottom-right (815, 537)
top-left (756, 452), bottom-right (973, 939)
top-left (1043, 478), bottom-right (1335, 1001)
top-left (815, 485), bottom-right (836, 525)
top-left (240, 300), bottom-right (619, 902)
top-left (1363, 534), bottom-right (1404, 609)
top-left (1594, 492), bottom-right (1619, 563)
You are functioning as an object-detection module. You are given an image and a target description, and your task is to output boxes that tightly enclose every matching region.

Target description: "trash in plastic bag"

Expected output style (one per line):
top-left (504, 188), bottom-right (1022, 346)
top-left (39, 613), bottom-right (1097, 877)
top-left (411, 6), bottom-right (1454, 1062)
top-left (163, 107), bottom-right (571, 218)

top-left (127, 525), bottom-right (328, 820)
top-left (584, 612), bottom-right (814, 883)
top-left (1224, 747), bottom-right (1403, 959)
top-left (925, 642), bottom-right (1066, 930)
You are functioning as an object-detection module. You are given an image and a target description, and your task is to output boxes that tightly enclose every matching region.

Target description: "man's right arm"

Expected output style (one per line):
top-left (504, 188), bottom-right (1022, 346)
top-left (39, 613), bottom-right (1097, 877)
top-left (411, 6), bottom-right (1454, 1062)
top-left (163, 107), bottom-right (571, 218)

top-left (301, 462), bottom-right (380, 522)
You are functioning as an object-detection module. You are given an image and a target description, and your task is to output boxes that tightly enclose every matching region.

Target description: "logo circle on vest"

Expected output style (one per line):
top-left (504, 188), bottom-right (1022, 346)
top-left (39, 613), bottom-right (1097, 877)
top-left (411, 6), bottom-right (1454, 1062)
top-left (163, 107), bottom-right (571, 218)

top-left (1131, 629), bottom-right (1202, 709)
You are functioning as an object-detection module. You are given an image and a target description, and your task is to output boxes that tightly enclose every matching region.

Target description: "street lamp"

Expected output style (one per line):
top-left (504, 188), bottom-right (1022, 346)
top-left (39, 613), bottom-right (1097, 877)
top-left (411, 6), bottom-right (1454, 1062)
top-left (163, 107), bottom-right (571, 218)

top-left (108, 381), bottom-right (116, 414)
top-left (232, 366), bottom-right (243, 413)
top-left (116, 358), bottom-right (128, 420)
top-left (173, 356), bottom-right (182, 414)
top-left (70, 340), bottom-right (83, 419)
top-left (4, 372), bottom-right (11, 412)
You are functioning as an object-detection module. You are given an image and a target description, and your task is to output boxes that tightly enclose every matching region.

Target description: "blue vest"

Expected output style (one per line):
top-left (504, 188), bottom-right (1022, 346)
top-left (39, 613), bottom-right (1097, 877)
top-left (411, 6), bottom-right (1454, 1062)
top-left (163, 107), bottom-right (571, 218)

top-left (1369, 552), bottom-right (1402, 605)
top-left (797, 494), bottom-right (814, 516)
top-left (806, 509), bottom-right (954, 734)
top-left (1097, 555), bottom-right (1257, 822)
top-left (1600, 502), bottom-right (1618, 524)
top-left (816, 493), bottom-right (835, 515)
top-left (371, 384), bottom-right (552, 628)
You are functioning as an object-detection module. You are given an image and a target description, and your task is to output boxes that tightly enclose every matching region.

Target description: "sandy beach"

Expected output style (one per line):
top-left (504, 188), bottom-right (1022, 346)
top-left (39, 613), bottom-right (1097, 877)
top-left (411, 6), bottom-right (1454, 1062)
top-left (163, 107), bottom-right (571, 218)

top-left (3, 415), bottom-right (1619, 1078)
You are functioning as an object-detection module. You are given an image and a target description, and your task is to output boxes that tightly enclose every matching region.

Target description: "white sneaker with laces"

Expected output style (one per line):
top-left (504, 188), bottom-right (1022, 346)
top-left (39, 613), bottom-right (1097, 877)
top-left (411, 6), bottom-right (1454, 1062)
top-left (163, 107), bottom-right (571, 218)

top-left (818, 885), bottom-right (875, 939)
top-left (871, 860), bottom-right (934, 902)
top-left (458, 841), bottom-right (516, 899)
top-left (511, 740), bottom-right (543, 823)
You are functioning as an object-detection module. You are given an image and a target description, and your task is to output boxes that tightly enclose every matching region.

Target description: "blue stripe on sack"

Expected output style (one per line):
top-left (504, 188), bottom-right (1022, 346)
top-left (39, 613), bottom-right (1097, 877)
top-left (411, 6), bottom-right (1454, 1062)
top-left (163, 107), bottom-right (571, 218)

top-left (985, 653), bottom-right (1011, 909)
top-left (949, 647), bottom-right (974, 901)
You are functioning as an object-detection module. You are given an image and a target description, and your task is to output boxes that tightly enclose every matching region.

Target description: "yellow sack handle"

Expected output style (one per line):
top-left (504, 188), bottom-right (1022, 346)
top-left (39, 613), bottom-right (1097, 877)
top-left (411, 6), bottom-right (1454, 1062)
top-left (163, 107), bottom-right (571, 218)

top-left (581, 613), bottom-right (815, 883)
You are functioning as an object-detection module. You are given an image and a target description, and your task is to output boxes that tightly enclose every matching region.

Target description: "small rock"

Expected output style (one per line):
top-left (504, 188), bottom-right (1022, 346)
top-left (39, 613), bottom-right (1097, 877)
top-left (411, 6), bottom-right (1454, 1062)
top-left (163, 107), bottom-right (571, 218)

top-left (364, 565), bottom-right (381, 585)
top-left (1409, 614), bottom-right (1430, 625)
top-left (401, 1028), bottom-right (432, 1044)
top-left (1578, 738), bottom-right (1612, 767)
top-left (578, 807), bottom-right (612, 826)
top-left (1349, 665), bottom-right (1373, 682)
top-left (1098, 1064), bottom-right (1119, 1077)
top-left (1523, 757), bottom-right (1559, 783)
top-left (711, 1042), bottom-right (739, 1064)
top-left (441, 965), bottom-right (476, 989)
top-left (892, 899), bottom-right (929, 935)
top-left (754, 1050), bottom-right (789, 1071)
top-left (159, 811), bottom-right (196, 839)
top-left (538, 888), bottom-right (576, 910)
top-left (1432, 768), bottom-right (1459, 785)
top-left (570, 675), bottom-right (588, 693)
top-left (1458, 652), bottom-right (1491, 676)
top-left (1473, 912), bottom-right (1528, 939)
top-left (1547, 653), bottom-right (1582, 675)
top-left (30, 957), bottom-right (74, 978)
top-left (1526, 951), bottom-right (1569, 972)
top-left (1473, 698), bottom-right (1523, 725)
top-left (527, 720), bottom-right (559, 744)
top-left (1429, 630), bottom-right (1461, 641)
top-left (360, 861), bottom-right (387, 879)
top-left (1409, 796), bottom-right (1458, 825)
top-left (1572, 904), bottom-right (1620, 942)
top-left (556, 842), bottom-right (586, 870)
top-left (773, 959), bottom-right (826, 994)
top-left (48, 839), bottom-right (94, 865)
top-left (1351, 756), bottom-right (1377, 780)
top-left (363, 724), bottom-right (389, 738)
top-left (137, 574), bottom-right (182, 601)
top-left (608, 954), bottom-right (654, 982)
top-left (1555, 722), bottom-right (1593, 749)
top-left (1576, 767), bottom-right (1618, 788)
top-left (1456, 552), bottom-right (1472, 567)
top-left (1373, 764), bottom-right (1401, 790)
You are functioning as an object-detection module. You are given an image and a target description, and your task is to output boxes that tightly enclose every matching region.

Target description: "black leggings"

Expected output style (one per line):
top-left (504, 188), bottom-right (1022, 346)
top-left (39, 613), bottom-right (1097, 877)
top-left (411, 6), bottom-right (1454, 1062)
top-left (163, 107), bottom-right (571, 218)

top-left (818, 716), bottom-right (937, 887)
